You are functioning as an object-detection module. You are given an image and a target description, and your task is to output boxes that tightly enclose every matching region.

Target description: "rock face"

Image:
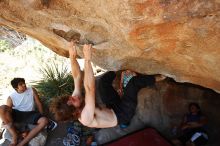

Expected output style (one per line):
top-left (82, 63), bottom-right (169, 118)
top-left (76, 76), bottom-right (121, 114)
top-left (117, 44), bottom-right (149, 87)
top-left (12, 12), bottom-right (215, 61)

top-left (1, 2), bottom-right (220, 145)
top-left (0, 0), bottom-right (220, 92)
top-left (0, 26), bottom-right (26, 47)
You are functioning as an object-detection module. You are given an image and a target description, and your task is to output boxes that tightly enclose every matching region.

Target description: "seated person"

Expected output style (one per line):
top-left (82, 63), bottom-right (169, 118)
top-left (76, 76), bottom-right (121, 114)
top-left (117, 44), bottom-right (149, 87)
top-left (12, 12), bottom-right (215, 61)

top-left (172, 102), bottom-right (208, 146)
top-left (0, 78), bottom-right (57, 146)
top-left (50, 40), bottom-right (166, 129)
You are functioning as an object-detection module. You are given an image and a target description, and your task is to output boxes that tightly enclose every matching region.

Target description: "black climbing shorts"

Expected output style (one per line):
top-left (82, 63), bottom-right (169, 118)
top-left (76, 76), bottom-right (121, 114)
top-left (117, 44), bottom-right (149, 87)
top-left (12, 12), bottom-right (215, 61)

top-left (12, 109), bottom-right (43, 125)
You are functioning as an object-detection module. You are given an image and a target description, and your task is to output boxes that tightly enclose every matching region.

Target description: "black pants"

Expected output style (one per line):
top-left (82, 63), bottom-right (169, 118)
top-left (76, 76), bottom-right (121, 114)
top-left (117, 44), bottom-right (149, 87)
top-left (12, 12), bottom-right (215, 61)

top-left (98, 71), bottom-right (155, 125)
top-left (178, 128), bottom-right (208, 146)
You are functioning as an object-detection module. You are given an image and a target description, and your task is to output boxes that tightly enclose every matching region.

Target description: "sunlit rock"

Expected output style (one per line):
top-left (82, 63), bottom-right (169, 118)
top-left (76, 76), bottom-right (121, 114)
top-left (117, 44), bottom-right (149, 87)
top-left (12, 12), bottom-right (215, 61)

top-left (0, 0), bottom-right (220, 92)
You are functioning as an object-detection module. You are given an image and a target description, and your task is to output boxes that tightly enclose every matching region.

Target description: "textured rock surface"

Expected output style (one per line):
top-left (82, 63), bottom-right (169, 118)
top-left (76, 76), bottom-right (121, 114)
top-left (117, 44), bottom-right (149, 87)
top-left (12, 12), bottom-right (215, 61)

top-left (0, 0), bottom-right (220, 92)
top-left (0, 26), bottom-right (26, 47)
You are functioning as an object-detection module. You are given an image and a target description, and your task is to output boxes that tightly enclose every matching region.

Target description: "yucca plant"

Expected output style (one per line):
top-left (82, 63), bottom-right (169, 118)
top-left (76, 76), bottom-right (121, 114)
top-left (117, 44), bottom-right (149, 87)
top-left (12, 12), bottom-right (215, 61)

top-left (32, 61), bottom-right (74, 110)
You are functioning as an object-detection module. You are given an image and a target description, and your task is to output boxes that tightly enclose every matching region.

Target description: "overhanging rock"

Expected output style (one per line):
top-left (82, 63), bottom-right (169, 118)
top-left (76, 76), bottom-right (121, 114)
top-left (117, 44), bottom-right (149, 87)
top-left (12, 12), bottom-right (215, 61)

top-left (0, 0), bottom-right (220, 92)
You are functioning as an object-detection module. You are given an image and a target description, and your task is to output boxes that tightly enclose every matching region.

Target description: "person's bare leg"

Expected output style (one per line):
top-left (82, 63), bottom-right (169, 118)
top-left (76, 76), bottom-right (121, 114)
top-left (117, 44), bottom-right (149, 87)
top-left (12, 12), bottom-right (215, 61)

top-left (17, 117), bottom-right (48, 146)
top-left (0, 105), bottom-right (17, 146)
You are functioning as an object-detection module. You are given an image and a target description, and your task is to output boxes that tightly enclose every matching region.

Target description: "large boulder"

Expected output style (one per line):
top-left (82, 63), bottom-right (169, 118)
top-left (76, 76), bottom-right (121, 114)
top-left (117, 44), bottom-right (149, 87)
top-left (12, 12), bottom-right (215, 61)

top-left (0, 0), bottom-right (220, 92)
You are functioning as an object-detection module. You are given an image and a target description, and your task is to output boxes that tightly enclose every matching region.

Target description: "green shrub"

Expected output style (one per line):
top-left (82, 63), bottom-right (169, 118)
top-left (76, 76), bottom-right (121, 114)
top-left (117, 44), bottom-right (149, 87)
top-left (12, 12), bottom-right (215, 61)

top-left (0, 40), bottom-right (11, 52)
top-left (32, 62), bottom-right (74, 110)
